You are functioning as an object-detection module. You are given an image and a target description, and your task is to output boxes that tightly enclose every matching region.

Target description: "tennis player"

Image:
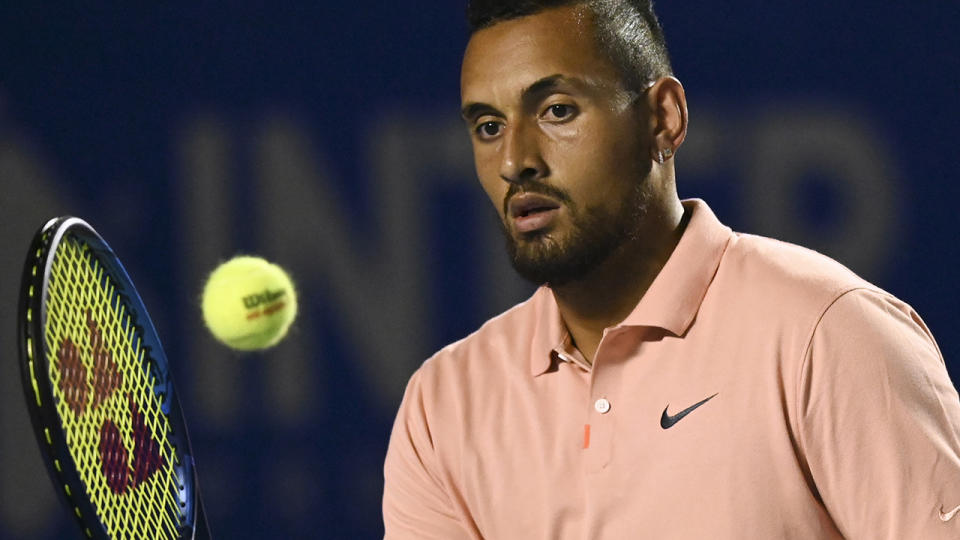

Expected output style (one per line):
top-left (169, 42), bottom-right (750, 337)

top-left (383, 1), bottom-right (960, 538)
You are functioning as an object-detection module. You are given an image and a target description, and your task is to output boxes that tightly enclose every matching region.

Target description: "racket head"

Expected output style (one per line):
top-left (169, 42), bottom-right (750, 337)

top-left (18, 217), bottom-right (202, 539)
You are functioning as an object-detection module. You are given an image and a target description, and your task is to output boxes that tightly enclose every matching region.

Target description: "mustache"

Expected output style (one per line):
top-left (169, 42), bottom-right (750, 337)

top-left (502, 181), bottom-right (573, 217)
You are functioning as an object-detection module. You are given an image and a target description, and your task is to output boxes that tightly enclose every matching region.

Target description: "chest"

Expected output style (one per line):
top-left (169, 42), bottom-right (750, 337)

top-left (448, 330), bottom-right (832, 539)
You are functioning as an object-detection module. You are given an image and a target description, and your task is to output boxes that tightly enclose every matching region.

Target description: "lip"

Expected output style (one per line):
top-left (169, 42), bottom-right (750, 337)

top-left (507, 193), bottom-right (561, 233)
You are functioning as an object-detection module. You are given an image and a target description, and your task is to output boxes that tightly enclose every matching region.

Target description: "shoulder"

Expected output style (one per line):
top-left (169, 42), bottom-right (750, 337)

top-left (411, 288), bottom-right (547, 396)
top-left (807, 286), bottom-right (942, 365)
top-left (701, 232), bottom-right (908, 360)
top-left (724, 232), bottom-right (871, 296)
top-left (719, 232), bottom-right (940, 366)
top-left (716, 232), bottom-right (880, 316)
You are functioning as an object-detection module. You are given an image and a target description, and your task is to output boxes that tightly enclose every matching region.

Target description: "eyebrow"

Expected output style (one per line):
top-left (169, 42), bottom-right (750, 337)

top-left (460, 73), bottom-right (575, 122)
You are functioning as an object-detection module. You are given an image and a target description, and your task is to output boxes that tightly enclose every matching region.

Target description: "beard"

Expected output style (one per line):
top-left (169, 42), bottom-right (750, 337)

top-left (501, 178), bottom-right (649, 287)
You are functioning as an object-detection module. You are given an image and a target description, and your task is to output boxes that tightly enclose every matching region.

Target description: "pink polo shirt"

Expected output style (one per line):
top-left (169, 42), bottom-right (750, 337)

top-left (383, 199), bottom-right (960, 539)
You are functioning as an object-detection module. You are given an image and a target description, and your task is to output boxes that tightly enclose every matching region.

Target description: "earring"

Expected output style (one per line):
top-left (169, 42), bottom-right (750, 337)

top-left (657, 151), bottom-right (664, 164)
top-left (663, 148), bottom-right (673, 159)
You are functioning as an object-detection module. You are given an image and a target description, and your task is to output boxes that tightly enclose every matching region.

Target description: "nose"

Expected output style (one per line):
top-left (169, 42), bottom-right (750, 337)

top-left (499, 122), bottom-right (548, 184)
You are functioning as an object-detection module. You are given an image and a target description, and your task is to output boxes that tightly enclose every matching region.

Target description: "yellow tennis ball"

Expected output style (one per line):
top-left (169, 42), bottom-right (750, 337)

top-left (201, 256), bottom-right (298, 351)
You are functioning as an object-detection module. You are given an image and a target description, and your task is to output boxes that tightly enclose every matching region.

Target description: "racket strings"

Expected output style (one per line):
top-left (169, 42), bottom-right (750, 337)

top-left (44, 236), bottom-right (184, 539)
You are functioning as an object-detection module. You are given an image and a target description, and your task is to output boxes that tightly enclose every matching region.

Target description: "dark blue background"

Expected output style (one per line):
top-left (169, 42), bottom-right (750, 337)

top-left (1, 2), bottom-right (958, 538)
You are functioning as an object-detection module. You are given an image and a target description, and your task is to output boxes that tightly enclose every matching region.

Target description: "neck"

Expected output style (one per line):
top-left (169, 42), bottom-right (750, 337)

top-left (552, 197), bottom-right (687, 364)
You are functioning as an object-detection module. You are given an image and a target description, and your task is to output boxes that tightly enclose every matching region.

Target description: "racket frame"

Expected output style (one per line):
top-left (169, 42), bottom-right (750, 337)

top-left (18, 216), bottom-right (206, 539)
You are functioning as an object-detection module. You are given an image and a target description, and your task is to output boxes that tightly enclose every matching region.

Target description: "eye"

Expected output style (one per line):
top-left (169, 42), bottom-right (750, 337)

top-left (475, 121), bottom-right (503, 140)
top-left (542, 103), bottom-right (577, 122)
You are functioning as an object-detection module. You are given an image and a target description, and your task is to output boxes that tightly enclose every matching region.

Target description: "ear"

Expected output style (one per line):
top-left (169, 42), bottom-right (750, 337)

top-left (646, 76), bottom-right (688, 163)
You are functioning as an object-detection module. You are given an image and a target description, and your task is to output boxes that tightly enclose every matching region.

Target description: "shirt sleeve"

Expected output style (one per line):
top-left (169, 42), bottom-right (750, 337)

top-left (383, 368), bottom-right (473, 540)
top-left (798, 288), bottom-right (960, 539)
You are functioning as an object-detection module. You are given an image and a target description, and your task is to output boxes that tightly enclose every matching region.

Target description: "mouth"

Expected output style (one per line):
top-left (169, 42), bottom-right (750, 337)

top-left (507, 193), bottom-right (562, 234)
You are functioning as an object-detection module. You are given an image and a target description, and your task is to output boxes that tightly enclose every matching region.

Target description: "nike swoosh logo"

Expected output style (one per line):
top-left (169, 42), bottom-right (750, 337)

top-left (661, 393), bottom-right (718, 429)
top-left (940, 504), bottom-right (960, 522)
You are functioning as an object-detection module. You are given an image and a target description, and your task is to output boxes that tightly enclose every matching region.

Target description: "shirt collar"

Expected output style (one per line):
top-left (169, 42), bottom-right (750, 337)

top-left (620, 199), bottom-right (731, 334)
top-left (529, 199), bottom-right (731, 376)
top-left (528, 286), bottom-right (568, 376)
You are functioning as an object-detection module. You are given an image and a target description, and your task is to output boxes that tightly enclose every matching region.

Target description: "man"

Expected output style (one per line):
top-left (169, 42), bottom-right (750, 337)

top-left (383, 1), bottom-right (960, 538)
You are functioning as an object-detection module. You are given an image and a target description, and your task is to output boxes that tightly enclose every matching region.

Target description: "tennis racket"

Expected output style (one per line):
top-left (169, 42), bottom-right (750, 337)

top-left (17, 216), bottom-right (211, 539)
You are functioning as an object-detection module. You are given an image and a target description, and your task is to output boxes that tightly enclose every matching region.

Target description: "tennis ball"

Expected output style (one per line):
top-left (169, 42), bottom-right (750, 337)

top-left (201, 256), bottom-right (297, 351)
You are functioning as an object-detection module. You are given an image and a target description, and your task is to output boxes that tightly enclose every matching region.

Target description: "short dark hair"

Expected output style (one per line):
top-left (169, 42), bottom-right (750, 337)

top-left (467, 0), bottom-right (673, 92)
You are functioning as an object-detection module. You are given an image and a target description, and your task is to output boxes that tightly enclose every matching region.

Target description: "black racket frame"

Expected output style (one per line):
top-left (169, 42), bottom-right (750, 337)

top-left (17, 216), bottom-right (210, 539)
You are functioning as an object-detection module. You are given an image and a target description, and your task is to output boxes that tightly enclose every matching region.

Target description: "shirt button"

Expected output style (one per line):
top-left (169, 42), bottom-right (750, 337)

top-left (594, 398), bottom-right (611, 414)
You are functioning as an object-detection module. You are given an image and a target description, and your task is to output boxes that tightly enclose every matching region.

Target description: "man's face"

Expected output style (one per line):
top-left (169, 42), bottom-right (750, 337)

top-left (460, 5), bottom-right (654, 286)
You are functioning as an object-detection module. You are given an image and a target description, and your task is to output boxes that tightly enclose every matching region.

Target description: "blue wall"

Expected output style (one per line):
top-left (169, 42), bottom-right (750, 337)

top-left (1, 2), bottom-right (957, 538)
